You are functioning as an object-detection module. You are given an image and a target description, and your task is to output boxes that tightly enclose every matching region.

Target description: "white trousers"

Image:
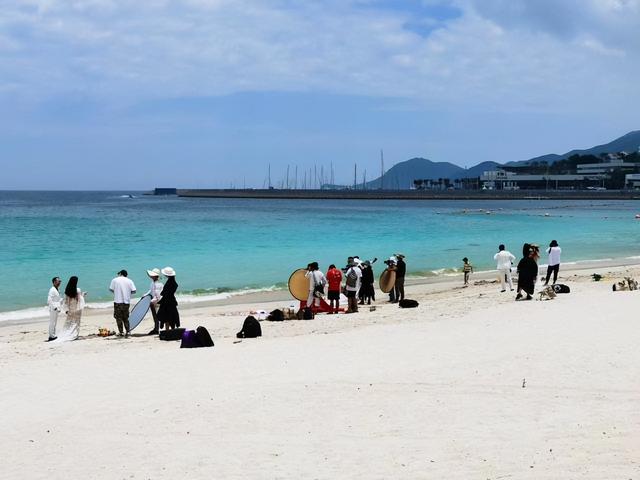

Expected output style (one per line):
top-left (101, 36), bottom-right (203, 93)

top-left (48, 309), bottom-right (59, 338)
top-left (307, 290), bottom-right (318, 308)
top-left (499, 268), bottom-right (513, 290)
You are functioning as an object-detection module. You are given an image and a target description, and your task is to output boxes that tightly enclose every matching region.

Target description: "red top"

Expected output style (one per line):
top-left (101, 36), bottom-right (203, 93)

top-left (326, 268), bottom-right (343, 291)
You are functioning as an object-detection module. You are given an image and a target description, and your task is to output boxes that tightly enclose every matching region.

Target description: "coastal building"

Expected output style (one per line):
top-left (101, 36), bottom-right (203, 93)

top-left (480, 170), bottom-right (605, 190)
top-left (625, 174), bottom-right (640, 189)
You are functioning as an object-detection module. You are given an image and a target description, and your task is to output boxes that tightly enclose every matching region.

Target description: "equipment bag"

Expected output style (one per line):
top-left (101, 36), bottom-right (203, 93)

top-left (237, 316), bottom-right (262, 338)
top-left (159, 327), bottom-right (186, 341)
top-left (552, 284), bottom-right (570, 294)
top-left (195, 326), bottom-right (214, 347)
top-left (346, 268), bottom-right (358, 288)
top-left (398, 299), bottom-right (419, 308)
top-left (302, 307), bottom-right (314, 320)
top-left (267, 309), bottom-right (284, 321)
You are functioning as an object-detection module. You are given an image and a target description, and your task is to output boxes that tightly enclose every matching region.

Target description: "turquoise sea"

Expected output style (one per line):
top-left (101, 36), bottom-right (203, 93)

top-left (1, 191), bottom-right (639, 319)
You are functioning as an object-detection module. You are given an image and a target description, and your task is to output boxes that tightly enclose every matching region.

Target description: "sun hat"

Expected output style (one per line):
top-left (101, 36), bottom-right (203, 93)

top-left (161, 266), bottom-right (176, 277)
top-left (395, 253), bottom-right (405, 259)
top-left (147, 268), bottom-right (161, 278)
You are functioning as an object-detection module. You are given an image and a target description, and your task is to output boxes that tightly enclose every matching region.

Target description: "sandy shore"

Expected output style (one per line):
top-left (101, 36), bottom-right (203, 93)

top-left (1, 263), bottom-right (639, 479)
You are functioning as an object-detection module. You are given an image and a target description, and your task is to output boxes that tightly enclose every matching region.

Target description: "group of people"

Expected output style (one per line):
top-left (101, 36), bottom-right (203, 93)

top-left (305, 254), bottom-right (407, 314)
top-left (46, 267), bottom-right (181, 342)
top-left (489, 240), bottom-right (562, 300)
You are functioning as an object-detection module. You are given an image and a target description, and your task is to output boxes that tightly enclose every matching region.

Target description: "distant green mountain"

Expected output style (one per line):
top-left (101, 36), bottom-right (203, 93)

top-left (346, 130), bottom-right (639, 190)
top-left (508, 130), bottom-right (640, 166)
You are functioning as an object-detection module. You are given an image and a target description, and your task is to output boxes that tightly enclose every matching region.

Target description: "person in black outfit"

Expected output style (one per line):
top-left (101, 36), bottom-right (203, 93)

top-left (516, 246), bottom-right (538, 300)
top-left (157, 267), bottom-right (180, 330)
top-left (358, 260), bottom-right (376, 305)
top-left (394, 253), bottom-right (406, 303)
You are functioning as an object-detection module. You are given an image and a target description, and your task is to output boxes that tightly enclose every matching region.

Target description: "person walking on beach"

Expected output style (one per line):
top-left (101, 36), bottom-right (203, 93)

top-left (516, 245), bottom-right (538, 301)
top-left (344, 259), bottom-right (362, 313)
top-left (359, 260), bottom-right (376, 305)
top-left (543, 240), bottom-right (562, 286)
top-left (326, 264), bottom-right (342, 314)
top-left (157, 267), bottom-right (180, 330)
top-left (109, 269), bottom-right (137, 337)
top-left (394, 253), bottom-right (406, 303)
top-left (305, 262), bottom-right (327, 311)
top-left (494, 244), bottom-right (516, 292)
top-left (58, 276), bottom-right (86, 341)
top-left (462, 257), bottom-right (473, 286)
top-left (146, 268), bottom-right (163, 335)
top-left (46, 276), bottom-right (62, 341)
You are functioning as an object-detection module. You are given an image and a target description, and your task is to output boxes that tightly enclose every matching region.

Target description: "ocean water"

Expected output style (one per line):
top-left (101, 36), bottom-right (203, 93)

top-left (1, 191), bottom-right (639, 318)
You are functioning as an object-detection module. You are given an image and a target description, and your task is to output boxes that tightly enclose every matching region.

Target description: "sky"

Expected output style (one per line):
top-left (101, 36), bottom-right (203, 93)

top-left (1, 0), bottom-right (639, 189)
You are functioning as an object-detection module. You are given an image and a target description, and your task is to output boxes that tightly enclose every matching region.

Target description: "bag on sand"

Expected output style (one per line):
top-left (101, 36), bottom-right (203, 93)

top-left (552, 284), bottom-right (570, 294)
top-left (267, 309), bottom-right (284, 321)
top-left (398, 299), bottom-right (419, 308)
top-left (237, 316), bottom-right (262, 338)
top-left (346, 268), bottom-right (358, 288)
top-left (159, 327), bottom-right (186, 341)
top-left (302, 307), bottom-right (314, 320)
top-left (180, 326), bottom-right (214, 348)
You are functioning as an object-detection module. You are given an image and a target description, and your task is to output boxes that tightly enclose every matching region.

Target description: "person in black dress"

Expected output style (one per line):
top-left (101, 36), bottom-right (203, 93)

top-left (157, 267), bottom-right (180, 330)
top-left (516, 245), bottom-right (538, 300)
top-left (358, 260), bottom-right (375, 305)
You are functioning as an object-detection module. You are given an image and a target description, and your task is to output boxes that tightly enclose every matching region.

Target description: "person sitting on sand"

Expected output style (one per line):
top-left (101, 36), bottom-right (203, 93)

top-left (157, 267), bottom-right (180, 330)
top-left (516, 246), bottom-right (538, 301)
top-left (326, 264), bottom-right (342, 314)
top-left (462, 257), bottom-right (473, 286)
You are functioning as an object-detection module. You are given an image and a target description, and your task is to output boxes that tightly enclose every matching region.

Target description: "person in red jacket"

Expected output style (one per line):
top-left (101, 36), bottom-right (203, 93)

top-left (325, 264), bottom-right (343, 314)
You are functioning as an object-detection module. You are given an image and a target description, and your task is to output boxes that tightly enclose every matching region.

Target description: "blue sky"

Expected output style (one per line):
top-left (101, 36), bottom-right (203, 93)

top-left (1, 0), bottom-right (639, 189)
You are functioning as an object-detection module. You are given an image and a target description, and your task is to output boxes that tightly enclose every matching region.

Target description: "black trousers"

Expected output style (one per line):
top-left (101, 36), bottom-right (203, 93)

top-left (394, 277), bottom-right (405, 301)
top-left (545, 264), bottom-right (559, 284)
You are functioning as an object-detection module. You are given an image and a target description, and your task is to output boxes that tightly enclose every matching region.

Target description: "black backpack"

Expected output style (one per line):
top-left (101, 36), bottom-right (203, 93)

top-left (552, 284), bottom-right (570, 294)
top-left (302, 307), bottom-right (314, 320)
top-left (196, 326), bottom-right (214, 347)
top-left (237, 316), bottom-right (262, 338)
top-left (399, 299), bottom-right (419, 308)
top-left (267, 309), bottom-right (284, 321)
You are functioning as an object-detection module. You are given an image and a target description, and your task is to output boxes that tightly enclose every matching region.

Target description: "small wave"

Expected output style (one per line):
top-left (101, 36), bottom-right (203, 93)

top-left (0, 285), bottom-right (284, 323)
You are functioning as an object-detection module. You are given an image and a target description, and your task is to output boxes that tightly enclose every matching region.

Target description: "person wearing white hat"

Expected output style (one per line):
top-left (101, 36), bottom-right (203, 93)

top-left (157, 267), bottom-right (180, 330)
top-left (146, 268), bottom-right (163, 335)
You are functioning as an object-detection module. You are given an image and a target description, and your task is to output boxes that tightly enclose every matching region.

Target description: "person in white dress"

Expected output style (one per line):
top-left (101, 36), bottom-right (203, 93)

top-left (305, 262), bottom-right (327, 310)
top-left (57, 276), bottom-right (86, 341)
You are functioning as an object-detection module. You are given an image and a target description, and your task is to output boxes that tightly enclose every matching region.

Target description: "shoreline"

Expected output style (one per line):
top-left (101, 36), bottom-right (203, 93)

top-left (3, 255), bottom-right (639, 328)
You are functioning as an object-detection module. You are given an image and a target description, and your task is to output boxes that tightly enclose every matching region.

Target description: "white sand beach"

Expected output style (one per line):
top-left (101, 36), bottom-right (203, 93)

top-left (1, 263), bottom-right (639, 479)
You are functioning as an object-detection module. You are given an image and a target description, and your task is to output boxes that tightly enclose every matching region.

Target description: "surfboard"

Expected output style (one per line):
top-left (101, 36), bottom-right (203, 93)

top-left (288, 268), bottom-right (309, 301)
top-left (379, 269), bottom-right (396, 293)
top-left (128, 294), bottom-right (152, 331)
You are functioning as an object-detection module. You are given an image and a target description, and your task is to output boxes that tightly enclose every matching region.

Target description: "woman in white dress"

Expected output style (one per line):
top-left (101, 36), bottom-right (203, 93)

top-left (58, 276), bottom-right (86, 341)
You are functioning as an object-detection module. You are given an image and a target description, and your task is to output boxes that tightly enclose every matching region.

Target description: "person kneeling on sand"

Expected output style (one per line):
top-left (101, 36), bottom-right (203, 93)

top-left (516, 246), bottom-right (538, 301)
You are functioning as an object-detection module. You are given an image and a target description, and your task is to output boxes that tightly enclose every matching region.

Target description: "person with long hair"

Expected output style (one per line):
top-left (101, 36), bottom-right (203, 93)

top-left (58, 276), bottom-right (86, 341)
top-left (157, 267), bottom-right (180, 330)
top-left (543, 240), bottom-right (562, 286)
top-left (516, 245), bottom-right (538, 301)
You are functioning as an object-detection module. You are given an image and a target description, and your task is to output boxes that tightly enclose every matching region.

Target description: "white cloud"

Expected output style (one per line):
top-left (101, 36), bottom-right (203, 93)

top-left (0, 0), bottom-right (638, 113)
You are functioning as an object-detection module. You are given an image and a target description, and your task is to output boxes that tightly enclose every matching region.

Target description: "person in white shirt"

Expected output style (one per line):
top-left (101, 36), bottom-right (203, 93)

top-left (304, 262), bottom-right (327, 311)
top-left (344, 259), bottom-right (363, 313)
top-left (46, 276), bottom-right (62, 341)
top-left (494, 244), bottom-right (516, 292)
top-left (544, 240), bottom-right (562, 286)
top-left (109, 269), bottom-right (137, 337)
top-left (146, 268), bottom-right (164, 335)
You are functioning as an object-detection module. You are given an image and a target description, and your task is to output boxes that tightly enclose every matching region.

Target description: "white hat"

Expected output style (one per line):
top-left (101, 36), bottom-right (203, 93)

top-left (389, 256), bottom-right (397, 262)
top-left (161, 266), bottom-right (176, 277)
top-left (147, 268), bottom-right (161, 278)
